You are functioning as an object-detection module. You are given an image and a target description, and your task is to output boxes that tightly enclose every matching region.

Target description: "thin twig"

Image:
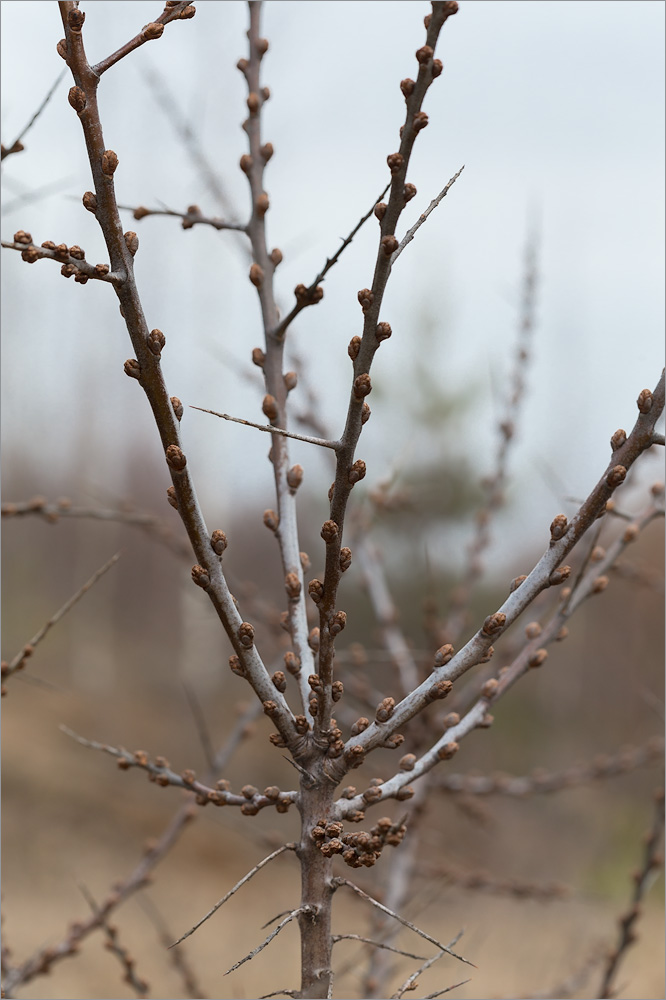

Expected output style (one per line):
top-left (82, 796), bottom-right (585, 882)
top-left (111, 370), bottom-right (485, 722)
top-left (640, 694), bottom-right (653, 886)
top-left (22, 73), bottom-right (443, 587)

top-left (78, 884), bottom-right (149, 998)
top-left (332, 934), bottom-right (428, 962)
top-left (171, 845), bottom-right (295, 947)
top-left (419, 982), bottom-right (471, 999)
top-left (190, 405), bottom-right (339, 449)
top-left (92, 3), bottom-right (194, 77)
top-left (4, 552), bottom-right (121, 681)
top-left (333, 879), bottom-right (474, 968)
top-left (1, 70), bottom-right (67, 159)
top-left (225, 907), bottom-right (304, 975)
top-left (389, 166), bottom-right (465, 267)
top-left (117, 203), bottom-right (247, 233)
top-left (392, 943), bottom-right (464, 998)
top-left (1, 241), bottom-right (121, 283)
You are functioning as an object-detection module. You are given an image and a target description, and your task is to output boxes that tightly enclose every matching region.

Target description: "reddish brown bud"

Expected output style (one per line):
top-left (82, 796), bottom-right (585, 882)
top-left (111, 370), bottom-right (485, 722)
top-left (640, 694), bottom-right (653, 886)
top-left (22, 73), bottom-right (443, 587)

top-left (170, 396), bottom-right (183, 421)
top-left (354, 374), bottom-right (372, 399)
top-left (357, 288), bottom-right (374, 312)
top-left (271, 671), bottom-right (287, 693)
top-left (482, 679), bottom-right (498, 698)
top-left (443, 712), bottom-right (460, 729)
top-left (238, 622), bottom-right (255, 647)
top-left (270, 248), bottom-right (283, 269)
top-left (263, 509), bottom-right (279, 531)
top-left (374, 201), bottom-right (387, 221)
top-left (549, 565), bottom-right (571, 586)
top-left (321, 519), bottom-right (339, 543)
top-left (61, 263), bottom-right (77, 278)
top-left (287, 465), bottom-right (303, 490)
top-left (348, 336), bottom-right (361, 361)
top-left (549, 514), bottom-right (568, 542)
top-left (339, 547), bottom-right (352, 573)
top-left (528, 648), bottom-right (548, 668)
top-left (427, 680), bottom-right (453, 702)
top-left (438, 741), bottom-right (459, 760)
top-left (260, 142), bottom-right (274, 162)
top-left (247, 92), bottom-right (260, 114)
top-left (432, 58), bottom-right (443, 77)
top-left (82, 191), bottom-right (97, 213)
top-left (239, 153), bottom-right (253, 174)
top-left (165, 444), bottom-right (186, 471)
top-left (376, 697), bottom-right (395, 723)
top-left (330, 610), bottom-right (347, 636)
top-left (211, 529), bottom-right (227, 555)
top-left (251, 347), bottom-right (266, 368)
top-left (20, 247), bottom-right (39, 263)
top-left (308, 580), bottom-right (324, 604)
top-left (381, 235), bottom-right (399, 256)
top-left (386, 153), bottom-right (404, 175)
top-left (68, 86), bottom-right (86, 112)
top-left (416, 44), bottom-right (433, 64)
top-left (400, 78), bottom-right (415, 98)
top-left (285, 572), bottom-right (301, 600)
top-left (637, 388), bottom-right (653, 413)
top-left (293, 714), bottom-right (310, 734)
top-left (256, 37), bottom-right (269, 56)
top-left (482, 612), bottom-right (506, 636)
top-left (147, 328), bottom-right (165, 355)
top-left (191, 565), bottom-right (210, 589)
top-left (610, 428), bottom-right (627, 451)
top-left (332, 680), bottom-right (344, 702)
top-left (57, 38), bottom-right (68, 60)
top-left (510, 575), bottom-right (527, 592)
top-left (69, 245), bottom-right (85, 260)
top-left (606, 465), bottom-right (627, 488)
top-left (124, 358), bottom-right (141, 380)
top-left (256, 192), bottom-right (270, 217)
top-left (101, 150), bottom-right (119, 176)
top-left (361, 402), bottom-right (371, 424)
top-left (67, 8), bottom-right (85, 30)
top-left (166, 486), bottom-right (178, 510)
top-left (413, 111), bottom-right (429, 131)
top-left (237, 57), bottom-right (249, 74)
top-left (396, 786), bottom-right (415, 801)
top-left (262, 394), bottom-right (278, 420)
top-left (434, 644), bottom-right (454, 667)
top-left (249, 263), bottom-right (264, 287)
top-left (143, 21), bottom-right (164, 39)
top-left (284, 651), bottom-right (300, 675)
top-left (308, 627), bottom-right (320, 651)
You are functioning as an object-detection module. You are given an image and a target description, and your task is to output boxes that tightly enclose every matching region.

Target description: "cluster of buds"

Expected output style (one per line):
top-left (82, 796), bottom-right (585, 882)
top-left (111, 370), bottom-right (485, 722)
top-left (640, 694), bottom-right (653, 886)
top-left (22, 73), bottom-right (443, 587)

top-left (294, 283), bottom-right (324, 307)
top-left (311, 815), bottom-right (407, 868)
top-left (13, 231), bottom-right (112, 284)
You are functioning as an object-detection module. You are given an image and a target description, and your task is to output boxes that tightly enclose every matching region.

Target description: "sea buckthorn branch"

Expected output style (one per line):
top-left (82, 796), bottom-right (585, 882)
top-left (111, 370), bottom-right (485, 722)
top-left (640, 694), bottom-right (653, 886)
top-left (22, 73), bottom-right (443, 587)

top-left (60, 726), bottom-right (298, 815)
top-left (1, 235), bottom-right (121, 283)
top-left (388, 165), bottom-right (465, 269)
top-left (90, 2), bottom-right (196, 78)
top-left (118, 202), bottom-right (249, 233)
top-left (316, 0), bottom-right (460, 736)
top-left (236, 0), bottom-right (318, 717)
top-left (334, 372), bottom-right (664, 766)
top-left (56, 1), bottom-right (296, 742)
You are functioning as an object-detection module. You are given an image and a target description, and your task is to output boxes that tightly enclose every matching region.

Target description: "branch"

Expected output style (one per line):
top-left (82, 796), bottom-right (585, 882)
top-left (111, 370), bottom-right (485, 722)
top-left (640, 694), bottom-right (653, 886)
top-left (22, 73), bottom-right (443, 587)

top-left (225, 906), bottom-right (305, 975)
top-left (419, 983), bottom-right (471, 1000)
top-left (2, 552), bottom-right (121, 685)
top-left (171, 844), bottom-right (295, 947)
top-left (1, 238), bottom-right (121, 283)
top-left (190, 405), bottom-right (339, 450)
top-left (332, 879), bottom-right (474, 968)
top-left (78, 885), bottom-right (149, 998)
top-left (91, 2), bottom-right (195, 77)
top-left (331, 934), bottom-right (428, 962)
top-left (389, 166), bottom-right (464, 268)
top-left (1, 69), bottom-right (66, 159)
top-left (117, 202), bottom-right (248, 233)
top-left (392, 946), bottom-right (461, 999)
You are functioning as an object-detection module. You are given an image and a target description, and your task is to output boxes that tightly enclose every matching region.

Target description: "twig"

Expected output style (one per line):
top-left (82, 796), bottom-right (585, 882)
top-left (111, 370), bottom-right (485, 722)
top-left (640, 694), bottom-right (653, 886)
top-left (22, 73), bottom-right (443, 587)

top-left (92, 3), bottom-right (195, 77)
top-left (389, 166), bottom-right (464, 267)
top-left (78, 885), bottom-right (149, 998)
top-left (3, 552), bottom-right (121, 682)
top-left (259, 991), bottom-right (296, 999)
top-left (225, 906), bottom-right (304, 975)
top-left (1, 70), bottom-right (66, 159)
top-left (1, 240), bottom-right (121, 283)
top-left (597, 789), bottom-right (665, 999)
top-left (117, 203), bottom-right (248, 233)
top-left (271, 181), bottom-right (391, 339)
top-left (332, 934), bottom-right (428, 962)
top-left (392, 943), bottom-right (464, 998)
top-left (333, 879), bottom-right (474, 968)
top-left (171, 844), bottom-right (295, 947)
top-left (419, 982), bottom-right (471, 999)
top-left (190, 405), bottom-right (339, 449)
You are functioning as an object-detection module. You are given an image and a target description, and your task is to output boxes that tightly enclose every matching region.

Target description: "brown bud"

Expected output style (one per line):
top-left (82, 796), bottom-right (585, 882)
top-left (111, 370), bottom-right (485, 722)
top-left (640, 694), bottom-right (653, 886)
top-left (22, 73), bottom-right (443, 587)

top-left (525, 621), bottom-right (542, 639)
top-left (549, 514), bottom-right (568, 542)
top-left (416, 44), bottom-right (434, 64)
top-left (239, 154), bottom-right (253, 176)
top-left (211, 529), bottom-right (227, 555)
top-left (285, 572), bottom-right (301, 600)
top-left (101, 150), bottom-right (119, 176)
top-left (308, 579), bottom-right (324, 604)
top-left (354, 374), bottom-right (372, 399)
top-left (432, 58), bottom-right (443, 77)
top-left (166, 444), bottom-right (186, 471)
top-left (482, 679), bottom-right (498, 698)
top-left (637, 388), bottom-right (653, 413)
top-left (256, 36), bottom-right (269, 56)
top-left (124, 358), bottom-right (141, 380)
top-left (479, 645), bottom-right (495, 664)
top-left (94, 263), bottom-right (109, 276)
top-left (147, 328), bottom-right (165, 356)
top-left (361, 402), bottom-right (371, 424)
top-left (122, 231), bottom-right (138, 256)
top-left (263, 509), bottom-right (279, 532)
top-left (610, 428), bottom-right (627, 451)
top-left (82, 191), bottom-right (97, 213)
top-left (251, 348), bottom-right (266, 370)
top-left (143, 21), bottom-right (164, 39)
top-left (482, 612), bottom-right (506, 636)
top-left (528, 648), bottom-right (548, 668)
top-left (67, 8), bottom-right (85, 30)
top-left (191, 565), bottom-right (210, 589)
top-left (237, 57), bottom-right (249, 74)
top-left (261, 87), bottom-right (271, 102)
top-left (68, 86), bottom-right (86, 112)
top-left (357, 288), bottom-right (374, 312)
top-left (262, 394), bottom-right (278, 420)
top-left (263, 700), bottom-right (279, 719)
top-left (386, 152), bottom-right (404, 175)
top-left (269, 732), bottom-right (287, 747)
top-left (40, 241), bottom-right (56, 250)
top-left (593, 575), bottom-right (609, 593)
top-left (413, 111), bottom-right (429, 131)
top-left (396, 786), bottom-right (414, 801)
top-left (294, 714), bottom-right (310, 734)
top-left (376, 697), bottom-right (395, 723)
top-left (350, 718), bottom-right (369, 736)
top-left (348, 336), bottom-right (361, 361)
top-left (247, 92), bottom-right (260, 114)
top-left (57, 38), bottom-right (68, 60)
top-left (623, 523), bottom-right (639, 543)
top-left (330, 611), bottom-right (347, 636)
top-left (374, 203), bottom-right (387, 223)
top-left (260, 142), bottom-right (274, 161)
top-left (443, 712), bottom-right (460, 729)
top-left (308, 627), bottom-right (320, 651)
top-left (269, 249), bottom-right (283, 271)
top-left (249, 262), bottom-right (264, 287)
top-left (256, 192), bottom-right (270, 217)
top-left (21, 247), bottom-right (39, 263)
top-left (434, 644), bottom-right (454, 667)
top-left (606, 465), bottom-right (627, 488)
top-left (170, 396), bottom-right (183, 421)
top-left (339, 547), bottom-right (352, 573)
top-left (61, 263), bottom-right (77, 278)
top-left (400, 78), bottom-right (415, 98)
top-left (332, 680), bottom-right (344, 702)
top-left (287, 464), bottom-right (303, 490)
top-left (549, 565), bottom-right (571, 586)
top-left (321, 519), bottom-right (339, 543)
top-left (238, 622), bottom-right (255, 647)
top-left (510, 575), bottom-right (527, 592)
top-left (376, 322), bottom-right (392, 343)
top-left (284, 651), bottom-right (300, 675)
top-left (271, 671), bottom-right (287, 693)
top-left (381, 235), bottom-right (399, 256)
top-left (308, 674), bottom-right (323, 692)
top-left (300, 552), bottom-right (311, 573)
top-left (69, 245), bottom-right (85, 260)
top-left (166, 486), bottom-right (178, 510)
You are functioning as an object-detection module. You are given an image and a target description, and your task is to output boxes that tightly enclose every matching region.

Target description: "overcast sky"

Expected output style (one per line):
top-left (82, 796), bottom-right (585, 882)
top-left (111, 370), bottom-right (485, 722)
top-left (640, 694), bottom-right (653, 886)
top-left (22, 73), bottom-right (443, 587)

top-left (2, 0), bottom-right (664, 569)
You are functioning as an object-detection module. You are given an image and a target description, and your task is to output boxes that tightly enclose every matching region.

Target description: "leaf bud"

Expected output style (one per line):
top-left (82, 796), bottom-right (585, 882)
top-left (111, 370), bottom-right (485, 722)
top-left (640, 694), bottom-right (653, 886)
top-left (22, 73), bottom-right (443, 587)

top-left (332, 680), bottom-right (344, 702)
top-left (623, 523), bottom-right (639, 543)
top-left (321, 519), bottom-right (339, 543)
top-left (400, 77), bottom-right (415, 98)
top-left (283, 371), bottom-right (298, 393)
top-left (386, 153), bottom-right (404, 175)
top-left (510, 575), bottom-right (527, 592)
top-left (68, 87), bottom-right (86, 112)
top-left (211, 529), bottom-right (227, 555)
top-left (348, 336), bottom-right (361, 361)
top-left (636, 388), bottom-right (653, 413)
top-left (525, 621), bottom-right (541, 639)
top-left (610, 428), bottom-right (627, 451)
top-left (482, 679), bottom-right (498, 698)
top-left (260, 142), bottom-right (274, 161)
top-left (549, 514), bottom-right (568, 542)
top-left (269, 732), bottom-right (287, 747)
top-left (376, 322), bottom-right (392, 342)
top-left (101, 150), bottom-right (119, 176)
top-left (237, 57), bottom-right (249, 73)
top-left (300, 552), bottom-right (311, 572)
top-left (374, 201), bottom-right (387, 221)
top-left (434, 644), bottom-right (454, 667)
top-left (271, 671), bottom-right (287, 693)
top-left (263, 509), bottom-right (279, 531)
top-left (443, 712), bottom-right (460, 728)
top-left (82, 191), bottom-right (97, 213)
top-left (339, 547), bottom-right (352, 573)
top-left (549, 565), bottom-right (571, 586)
top-left (170, 396), bottom-right (183, 421)
top-left (284, 651), bottom-right (301, 675)
top-left (147, 328), bottom-right (165, 356)
top-left (256, 36), bottom-right (269, 56)
top-left (308, 579), bottom-right (324, 604)
top-left (354, 374), bottom-right (372, 399)
top-left (124, 358), bottom-right (141, 380)
top-left (396, 786), bottom-right (414, 801)
top-left (375, 697), bottom-right (395, 723)
top-left (256, 192), bottom-right (270, 217)
top-left (416, 44), bottom-right (433, 64)
top-left (437, 742), bottom-right (459, 760)
top-left (166, 486), bottom-right (178, 510)
top-left (57, 38), bottom-right (68, 60)
top-left (249, 262), bottom-right (264, 287)
top-left (285, 572), bottom-right (301, 600)
top-left (124, 231), bottom-right (139, 256)
top-left (381, 235), bottom-right (399, 256)
top-left (20, 247), bottom-right (39, 263)
top-left (426, 680), bottom-right (453, 702)
top-left (61, 263), bottom-right (77, 278)
top-left (143, 21), bottom-right (164, 39)
top-left (357, 288), bottom-right (374, 312)
top-left (361, 402), bottom-right (371, 424)
top-left (413, 111), bottom-right (429, 131)
top-left (294, 714), bottom-right (310, 734)
top-left (287, 464), bottom-right (303, 490)
top-left (262, 394), bottom-right (278, 420)
top-left (592, 575), bottom-right (609, 593)
top-left (165, 444), bottom-right (187, 470)
top-left (606, 465), bottom-right (627, 488)
top-left (330, 611), bottom-right (347, 636)
top-left (191, 565), bottom-right (210, 589)
top-left (247, 92), bottom-right (260, 113)
top-left (67, 8), bottom-right (85, 30)
top-left (482, 612), bottom-right (506, 636)
top-left (252, 347), bottom-right (266, 367)
top-left (432, 58), bottom-right (443, 77)
top-left (528, 648), bottom-right (548, 668)
top-left (238, 622), bottom-right (255, 647)
top-left (69, 245), bottom-right (85, 260)
top-left (308, 627), bottom-right (320, 651)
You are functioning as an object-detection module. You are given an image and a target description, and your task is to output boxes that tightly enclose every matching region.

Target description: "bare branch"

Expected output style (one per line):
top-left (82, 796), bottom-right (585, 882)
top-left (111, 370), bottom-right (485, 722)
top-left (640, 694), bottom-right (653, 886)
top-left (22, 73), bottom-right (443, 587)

top-left (225, 906), bottom-right (305, 975)
top-left (1, 69), bottom-right (66, 159)
top-left (78, 885), bottom-right (149, 998)
top-left (392, 947), bottom-right (461, 999)
top-left (117, 203), bottom-right (248, 233)
top-left (332, 934), bottom-right (428, 962)
top-left (3, 552), bottom-right (121, 683)
top-left (389, 166), bottom-right (464, 267)
top-left (171, 844), bottom-right (295, 948)
top-left (419, 982), bottom-right (471, 1000)
top-left (92, 3), bottom-right (195, 77)
top-left (1, 240), bottom-right (121, 283)
top-left (190, 405), bottom-right (339, 450)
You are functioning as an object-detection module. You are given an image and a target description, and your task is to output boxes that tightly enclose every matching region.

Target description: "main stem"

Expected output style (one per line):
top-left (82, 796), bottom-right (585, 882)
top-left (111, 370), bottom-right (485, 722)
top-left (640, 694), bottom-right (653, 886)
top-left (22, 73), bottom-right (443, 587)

top-left (297, 777), bottom-right (335, 999)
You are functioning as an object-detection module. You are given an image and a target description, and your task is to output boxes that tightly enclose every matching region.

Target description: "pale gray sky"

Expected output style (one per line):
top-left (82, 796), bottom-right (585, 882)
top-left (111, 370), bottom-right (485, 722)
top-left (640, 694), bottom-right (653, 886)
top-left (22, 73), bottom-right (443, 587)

top-left (2, 0), bottom-right (664, 569)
